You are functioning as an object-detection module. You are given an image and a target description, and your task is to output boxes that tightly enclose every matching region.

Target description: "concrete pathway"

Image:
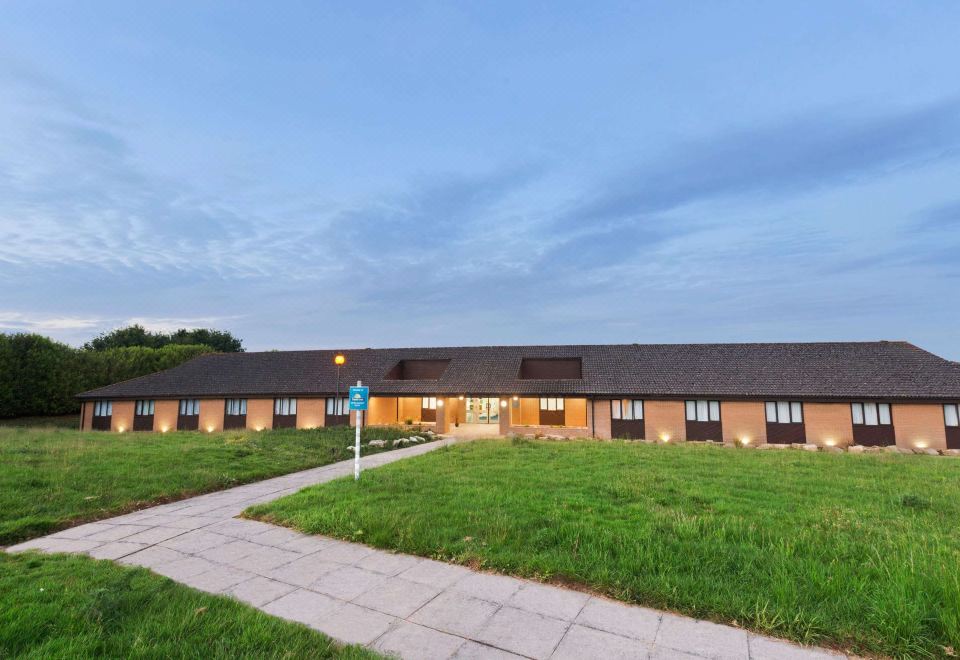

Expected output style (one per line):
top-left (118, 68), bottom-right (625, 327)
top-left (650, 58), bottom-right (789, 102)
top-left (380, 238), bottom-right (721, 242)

top-left (7, 439), bottom-right (846, 660)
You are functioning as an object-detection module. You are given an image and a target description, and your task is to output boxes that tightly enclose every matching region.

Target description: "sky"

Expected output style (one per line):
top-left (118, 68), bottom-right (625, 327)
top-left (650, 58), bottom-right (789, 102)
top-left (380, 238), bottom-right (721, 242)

top-left (1, 2), bottom-right (959, 358)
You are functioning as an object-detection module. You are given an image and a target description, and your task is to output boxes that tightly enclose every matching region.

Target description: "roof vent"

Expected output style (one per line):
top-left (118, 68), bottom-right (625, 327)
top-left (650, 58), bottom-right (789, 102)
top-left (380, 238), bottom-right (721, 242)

top-left (518, 358), bottom-right (582, 379)
top-left (384, 359), bottom-right (450, 380)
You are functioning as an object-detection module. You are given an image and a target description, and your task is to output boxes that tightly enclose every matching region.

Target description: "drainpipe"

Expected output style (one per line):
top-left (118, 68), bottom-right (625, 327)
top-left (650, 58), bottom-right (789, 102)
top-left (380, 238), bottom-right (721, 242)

top-left (591, 395), bottom-right (596, 438)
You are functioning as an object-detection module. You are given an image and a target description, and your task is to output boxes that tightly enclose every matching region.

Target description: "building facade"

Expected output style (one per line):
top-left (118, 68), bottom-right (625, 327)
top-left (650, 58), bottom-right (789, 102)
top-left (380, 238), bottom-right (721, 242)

top-left (77, 342), bottom-right (960, 451)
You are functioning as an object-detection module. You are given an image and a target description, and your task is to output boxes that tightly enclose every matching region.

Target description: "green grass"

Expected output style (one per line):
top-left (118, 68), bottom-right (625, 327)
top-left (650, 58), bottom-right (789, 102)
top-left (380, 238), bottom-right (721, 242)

top-left (0, 425), bottom-right (429, 546)
top-left (248, 439), bottom-right (960, 659)
top-left (0, 551), bottom-right (378, 659)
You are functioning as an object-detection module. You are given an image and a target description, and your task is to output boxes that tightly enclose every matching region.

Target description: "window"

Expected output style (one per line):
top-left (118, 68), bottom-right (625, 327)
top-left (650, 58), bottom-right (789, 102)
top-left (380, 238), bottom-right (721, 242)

top-left (851, 402), bottom-right (891, 426)
top-left (612, 399), bottom-right (644, 420)
top-left (93, 400), bottom-right (112, 417)
top-left (135, 400), bottom-right (155, 416)
top-left (326, 397), bottom-right (350, 415)
top-left (179, 399), bottom-right (200, 416)
top-left (539, 398), bottom-right (564, 411)
top-left (274, 398), bottom-right (297, 416)
top-left (686, 400), bottom-right (720, 422)
top-left (421, 397), bottom-right (437, 410)
top-left (945, 404), bottom-right (959, 427)
top-left (225, 399), bottom-right (247, 416)
top-left (765, 401), bottom-right (803, 424)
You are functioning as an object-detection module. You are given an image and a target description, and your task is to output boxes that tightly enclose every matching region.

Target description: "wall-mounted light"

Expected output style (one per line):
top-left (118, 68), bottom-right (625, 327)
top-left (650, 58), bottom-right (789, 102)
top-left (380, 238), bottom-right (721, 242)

top-left (437, 399), bottom-right (444, 407)
top-left (458, 395), bottom-right (464, 400)
top-left (500, 400), bottom-right (507, 408)
top-left (512, 395), bottom-right (519, 401)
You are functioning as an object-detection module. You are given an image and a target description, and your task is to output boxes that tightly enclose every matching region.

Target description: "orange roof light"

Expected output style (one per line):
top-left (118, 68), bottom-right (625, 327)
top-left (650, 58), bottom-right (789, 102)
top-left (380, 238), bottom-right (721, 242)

top-left (334, 354), bottom-right (346, 366)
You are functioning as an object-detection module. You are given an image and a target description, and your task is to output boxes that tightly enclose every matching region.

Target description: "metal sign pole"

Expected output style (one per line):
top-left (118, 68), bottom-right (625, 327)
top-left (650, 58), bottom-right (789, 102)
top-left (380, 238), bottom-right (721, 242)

top-left (354, 380), bottom-right (362, 481)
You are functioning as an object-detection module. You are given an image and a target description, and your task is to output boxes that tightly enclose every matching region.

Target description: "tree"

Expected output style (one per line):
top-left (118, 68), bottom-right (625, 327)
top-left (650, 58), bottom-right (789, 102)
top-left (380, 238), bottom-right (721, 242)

top-left (84, 325), bottom-right (244, 352)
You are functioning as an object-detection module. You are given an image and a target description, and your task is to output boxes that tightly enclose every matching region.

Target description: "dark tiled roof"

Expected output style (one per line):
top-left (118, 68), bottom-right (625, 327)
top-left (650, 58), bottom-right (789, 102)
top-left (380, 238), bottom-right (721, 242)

top-left (77, 341), bottom-right (960, 401)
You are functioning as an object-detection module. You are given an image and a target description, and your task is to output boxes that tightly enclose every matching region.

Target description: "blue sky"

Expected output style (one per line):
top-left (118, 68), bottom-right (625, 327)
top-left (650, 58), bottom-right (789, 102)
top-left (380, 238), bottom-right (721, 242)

top-left (1, 2), bottom-right (959, 358)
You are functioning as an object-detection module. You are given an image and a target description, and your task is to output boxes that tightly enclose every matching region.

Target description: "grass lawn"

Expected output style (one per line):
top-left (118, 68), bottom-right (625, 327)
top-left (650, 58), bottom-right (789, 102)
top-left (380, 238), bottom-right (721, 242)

top-left (0, 552), bottom-right (378, 659)
top-left (0, 425), bottom-right (429, 546)
top-left (248, 439), bottom-right (960, 659)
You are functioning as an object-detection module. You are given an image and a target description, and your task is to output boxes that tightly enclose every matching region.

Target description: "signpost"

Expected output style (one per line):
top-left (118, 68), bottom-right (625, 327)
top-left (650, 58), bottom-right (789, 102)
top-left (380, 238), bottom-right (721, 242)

top-left (349, 382), bottom-right (369, 480)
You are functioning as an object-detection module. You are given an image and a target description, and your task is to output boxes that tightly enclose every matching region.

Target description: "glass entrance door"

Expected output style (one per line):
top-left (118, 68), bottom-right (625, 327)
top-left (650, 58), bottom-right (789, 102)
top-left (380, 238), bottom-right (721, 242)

top-left (465, 397), bottom-right (499, 424)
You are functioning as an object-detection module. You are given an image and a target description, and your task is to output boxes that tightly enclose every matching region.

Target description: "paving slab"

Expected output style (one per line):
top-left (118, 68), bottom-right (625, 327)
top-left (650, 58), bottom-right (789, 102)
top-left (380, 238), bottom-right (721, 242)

top-left (748, 635), bottom-right (846, 660)
top-left (159, 530), bottom-right (233, 554)
top-left (311, 602), bottom-right (396, 645)
top-left (117, 545), bottom-right (187, 568)
top-left (261, 588), bottom-right (343, 627)
top-left (84, 524), bottom-right (152, 542)
top-left (353, 576), bottom-right (441, 618)
top-left (180, 564), bottom-right (255, 593)
top-left (410, 590), bottom-right (502, 638)
top-left (451, 572), bottom-right (524, 604)
top-left (374, 620), bottom-right (466, 660)
top-left (475, 606), bottom-right (571, 659)
top-left (356, 550), bottom-right (422, 576)
top-left (120, 526), bottom-right (185, 545)
top-left (552, 624), bottom-right (649, 659)
top-left (398, 558), bottom-right (472, 589)
top-left (309, 565), bottom-right (389, 601)
top-left (575, 596), bottom-right (661, 642)
top-left (225, 576), bottom-right (297, 607)
top-left (655, 614), bottom-right (749, 660)
top-left (453, 641), bottom-right (526, 659)
top-left (87, 541), bottom-right (149, 560)
top-left (506, 582), bottom-right (590, 621)
top-left (266, 555), bottom-right (342, 588)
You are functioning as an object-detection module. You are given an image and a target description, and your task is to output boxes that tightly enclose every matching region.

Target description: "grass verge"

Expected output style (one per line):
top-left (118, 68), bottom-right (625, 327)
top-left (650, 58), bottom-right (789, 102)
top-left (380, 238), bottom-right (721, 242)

top-left (0, 552), bottom-right (378, 659)
top-left (0, 425), bottom-right (430, 546)
top-left (247, 439), bottom-right (960, 658)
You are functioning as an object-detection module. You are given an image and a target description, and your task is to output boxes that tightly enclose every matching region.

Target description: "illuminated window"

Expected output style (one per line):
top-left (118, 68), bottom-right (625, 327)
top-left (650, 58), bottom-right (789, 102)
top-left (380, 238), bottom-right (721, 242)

top-left (686, 400), bottom-right (720, 422)
top-left (274, 398), bottom-right (297, 416)
top-left (945, 404), bottom-right (959, 428)
top-left (179, 399), bottom-right (200, 416)
top-left (851, 402), bottom-right (891, 426)
top-left (765, 401), bottom-right (802, 423)
top-left (421, 397), bottom-right (437, 410)
top-left (135, 400), bottom-right (155, 416)
top-left (539, 398), bottom-right (564, 411)
top-left (225, 399), bottom-right (247, 416)
top-left (611, 399), bottom-right (644, 420)
top-left (325, 397), bottom-right (350, 415)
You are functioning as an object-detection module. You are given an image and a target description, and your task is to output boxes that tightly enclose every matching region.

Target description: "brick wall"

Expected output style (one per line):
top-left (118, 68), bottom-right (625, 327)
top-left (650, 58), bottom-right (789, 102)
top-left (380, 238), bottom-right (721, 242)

top-left (154, 399), bottom-right (178, 432)
top-left (645, 400), bottom-right (686, 442)
top-left (804, 403), bottom-right (853, 447)
top-left (111, 400), bottom-right (134, 433)
top-left (592, 399), bottom-right (612, 439)
top-left (246, 398), bottom-right (274, 431)
top-left (721, 401), bottom-right (767, 445)
top-left (892, 404), bottom-right (947, 450)
top-left (199, 398), bottom-right (225, 432)
top-left (297, 397), bottom-right (325, 429)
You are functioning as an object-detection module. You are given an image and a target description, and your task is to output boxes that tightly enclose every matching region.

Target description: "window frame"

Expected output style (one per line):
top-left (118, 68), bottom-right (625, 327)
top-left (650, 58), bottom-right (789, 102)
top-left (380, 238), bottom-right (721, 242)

top-left (93, 400), bottom-right (113, 417)
top-left (685, 399), bottom-right (720, 422)
top-left (325, 397), bottom-right (350, 416)
top-left (851, 402), bottom-right (892, 427)
top-left (178, 399), bottom-right (200, 416)
top-left (421, 396), bottom-right (437, 410)
top-left (539, 397), bottom-right (564, 412)
top-left (135, 399), bottom-right (155, 416)
top-left (765, 401), bottom-right (803, 424)
top-left (611, 399), bottom-right (644, 420)
top-left (225, 398), bottom-right (248, 416)
top-left (944, 403), bottom-right (960, 428)
top-left (273, 397), bottom-right (298, 416)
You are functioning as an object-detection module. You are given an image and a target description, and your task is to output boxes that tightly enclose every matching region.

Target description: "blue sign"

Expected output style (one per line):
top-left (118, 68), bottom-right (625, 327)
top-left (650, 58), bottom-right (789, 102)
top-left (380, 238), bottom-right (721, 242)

top-left (348, 386), bottom-right (369, 410)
